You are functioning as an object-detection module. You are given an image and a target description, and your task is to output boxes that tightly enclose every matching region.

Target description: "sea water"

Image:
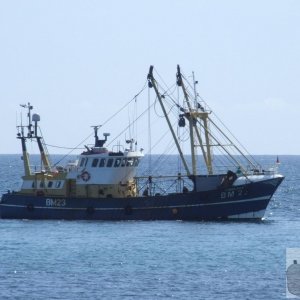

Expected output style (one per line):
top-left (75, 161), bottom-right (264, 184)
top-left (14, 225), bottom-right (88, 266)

top-left (0, 155), bottom-right (299, 300)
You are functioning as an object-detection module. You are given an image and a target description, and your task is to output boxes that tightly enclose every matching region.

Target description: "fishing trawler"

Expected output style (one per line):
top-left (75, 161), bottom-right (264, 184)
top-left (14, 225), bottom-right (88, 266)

top-left (0, 65), bottom-right (284, 220)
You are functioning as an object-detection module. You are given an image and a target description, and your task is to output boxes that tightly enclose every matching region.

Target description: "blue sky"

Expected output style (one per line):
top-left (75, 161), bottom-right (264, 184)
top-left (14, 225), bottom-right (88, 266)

top-left (0, 0), bottom-right (299, 155)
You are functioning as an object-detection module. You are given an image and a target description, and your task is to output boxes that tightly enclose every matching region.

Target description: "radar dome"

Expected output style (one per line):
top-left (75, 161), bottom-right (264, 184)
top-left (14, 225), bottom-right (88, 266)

top-left (32, 114), bottom-right (40, 122)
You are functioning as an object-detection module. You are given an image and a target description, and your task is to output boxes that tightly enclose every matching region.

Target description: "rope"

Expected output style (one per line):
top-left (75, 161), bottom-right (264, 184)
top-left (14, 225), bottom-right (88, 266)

top-left (44, 143), bottom-right (85, 150)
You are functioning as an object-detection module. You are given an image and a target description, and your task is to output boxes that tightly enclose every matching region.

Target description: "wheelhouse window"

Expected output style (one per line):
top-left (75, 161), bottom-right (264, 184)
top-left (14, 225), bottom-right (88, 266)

top-left (48, 181), bottom-right (53, 188)
top-left (39, 181), bottom-right (45, 188)
top-left (121, 158), bottom-right (127, 167)
top-left (92, 158), bottom-right (99, 167)
top-left (55, 181), bottom-right (62, 188)
top-left (114, 158), bottom-right (121, 167)
top-left (99, 158), bottom-right (106, 167)
top-left (126, 158), bottom-right (134, 167)
top-left (107, 158), bottom-right (114, 167)
top-left (134, 158), bottom-right (140, 167)
top-left (32, 181), bottom-right (35, 188)
top-left (80, 158), bottom-right (86, 167)
top-left (84, 158), bottom-right (89, 167)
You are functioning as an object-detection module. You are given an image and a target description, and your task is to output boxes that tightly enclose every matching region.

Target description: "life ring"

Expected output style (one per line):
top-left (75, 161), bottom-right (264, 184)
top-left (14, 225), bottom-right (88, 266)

top-left (81, 171), bottom-right (91, 182)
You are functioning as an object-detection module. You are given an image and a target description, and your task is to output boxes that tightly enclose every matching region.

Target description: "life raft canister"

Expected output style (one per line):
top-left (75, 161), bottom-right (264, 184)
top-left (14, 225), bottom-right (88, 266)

top-left (81, 171), bottom-right (91, 182)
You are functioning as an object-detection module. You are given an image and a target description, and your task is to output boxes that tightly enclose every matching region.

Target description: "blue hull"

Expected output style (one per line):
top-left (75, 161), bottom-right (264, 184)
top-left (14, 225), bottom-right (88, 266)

top-left (0, 177), bottom-right (283, 220)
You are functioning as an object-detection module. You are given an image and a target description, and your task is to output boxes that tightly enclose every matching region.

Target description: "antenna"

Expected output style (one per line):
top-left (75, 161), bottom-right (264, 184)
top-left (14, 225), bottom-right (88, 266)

top-left (192, 71), bottom-right (198, 110)
top-left (91, 125), bottom-right (101, 147)
top-left (91, 125), bottom-right (110, 147)
top-left (20, 102), bottom-right (34, 138)
top-left (126, 138), bottom-right (135, 151)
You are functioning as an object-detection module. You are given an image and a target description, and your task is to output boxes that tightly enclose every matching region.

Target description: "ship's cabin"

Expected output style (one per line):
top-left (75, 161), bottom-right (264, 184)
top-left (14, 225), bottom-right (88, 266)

top-left (70, 145), bottom-right (143, 185)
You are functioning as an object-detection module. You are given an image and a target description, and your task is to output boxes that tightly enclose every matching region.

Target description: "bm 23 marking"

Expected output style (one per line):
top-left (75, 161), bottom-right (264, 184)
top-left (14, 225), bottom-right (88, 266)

top-left (46, 198), bottom-right (66, 207)
top-left (221, 187), bottom-right (248, 199)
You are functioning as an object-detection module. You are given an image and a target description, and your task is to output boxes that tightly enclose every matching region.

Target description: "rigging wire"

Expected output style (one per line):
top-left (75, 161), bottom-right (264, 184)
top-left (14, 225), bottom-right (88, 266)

top-left (144, 138), bottom-right (177, 176)
top-left (134, 95), bottom-right (138, 146)
top-left (182, 72), bottom-right (260, 167)
top-left (44, 143), bottom-right (85, 150)
top-left (37, 126), bottom-right (52, 166)
top-left (53, 132), bottom-right (94, 166)
top-left (142, 122), bottom-right (181, 176)
top-left (148, 86), bottom-right (152, 174)
top-left (153, 96), bottom-right (177, 119)
top-left (179, 73), bottom-right (260, 171)
top-left (107, 101), bottom-right (155, 147)
top-left (52, 80), bottom-right (148, 166)
top-left (154, 69), bottom-right (175, 92)
top-left (100, 80), bottom-right (148, 129)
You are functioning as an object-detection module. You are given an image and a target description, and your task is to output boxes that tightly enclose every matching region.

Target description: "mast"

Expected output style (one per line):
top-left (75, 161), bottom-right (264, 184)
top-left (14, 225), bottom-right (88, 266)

top-left (177, 66), bottom-right (196, 175)
top-left (202, 115), bottom-right (213, 174)
top-left (18, 103), bottom-right (52, 174)
top-left (18, 103), bottom-right (33, 176)
top-left (17, 129), bottom-right (31, 176)
top-left (147, 66), bottom-right (191, 176)
top-left (176, 65), bottom-right (213, 175)
top-left (178, 68), bottom-right (253, 174)
top-left (32, 113), bottom-right (51, 172)
top-left (36, 137), bottom-right (51, 172)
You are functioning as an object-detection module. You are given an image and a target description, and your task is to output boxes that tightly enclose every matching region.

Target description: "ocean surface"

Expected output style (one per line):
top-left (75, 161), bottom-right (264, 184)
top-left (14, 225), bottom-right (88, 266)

top-left (0, 154), bottom-right (299, 300)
